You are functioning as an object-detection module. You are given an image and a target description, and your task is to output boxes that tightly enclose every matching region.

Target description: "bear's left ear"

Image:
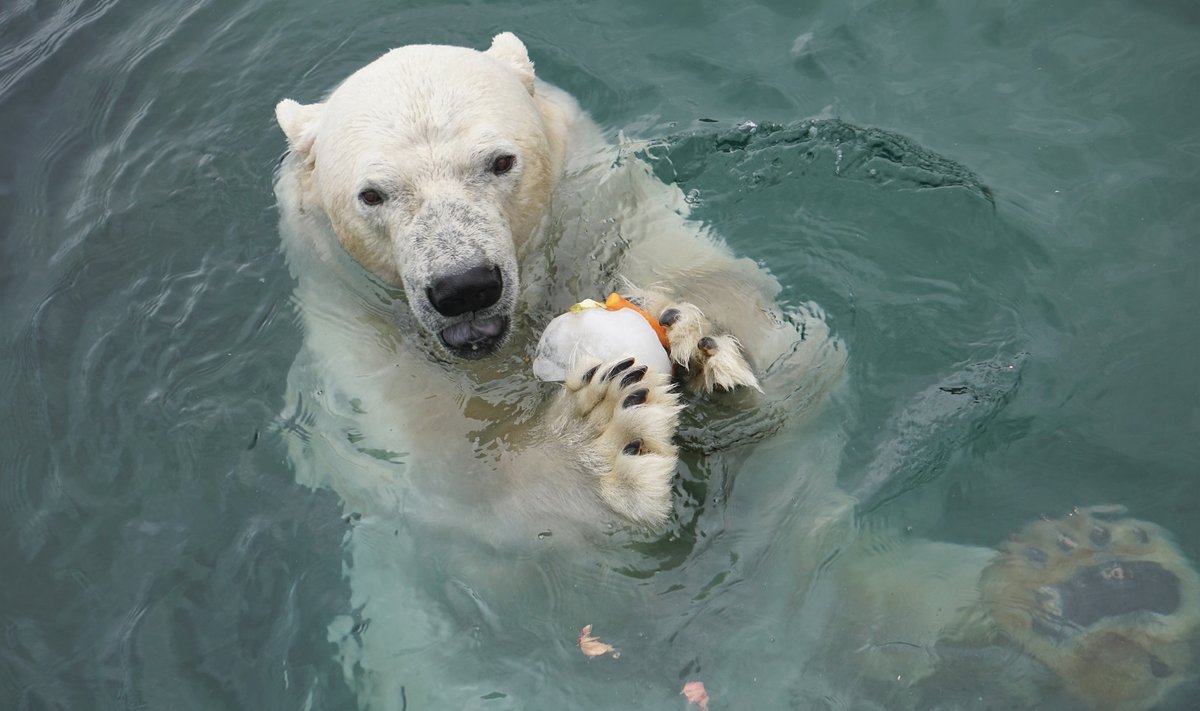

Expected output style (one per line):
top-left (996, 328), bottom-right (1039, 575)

top-left (275, 98), bottom-right (324, 161)
top-left (486, 32), bottom-right (535, 95)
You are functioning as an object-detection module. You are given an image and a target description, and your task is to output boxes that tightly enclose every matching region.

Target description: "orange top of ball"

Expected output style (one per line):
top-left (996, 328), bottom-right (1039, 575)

top-left (604, 293), bottom-right (670, 350)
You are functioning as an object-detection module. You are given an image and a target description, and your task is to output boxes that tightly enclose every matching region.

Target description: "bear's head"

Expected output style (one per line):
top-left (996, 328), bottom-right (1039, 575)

top-left (275, 33), bottom-right (562, 359)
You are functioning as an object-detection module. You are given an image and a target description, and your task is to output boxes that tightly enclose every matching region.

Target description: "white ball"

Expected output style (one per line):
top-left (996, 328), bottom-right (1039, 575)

top-left (532, 307), bottom-right (671, 382)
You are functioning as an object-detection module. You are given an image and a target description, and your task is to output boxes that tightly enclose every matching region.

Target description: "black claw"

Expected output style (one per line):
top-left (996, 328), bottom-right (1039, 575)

top-left (659, 308), bottom-right (681, 327)
top-left (622, 388), bottom-right (649, 408)
top-left (1089, 525), bottom-right (1111, 548)
top-left (620, 366), bottom-right (648, 388)
top-left (1149, 655), bottom-right (1172, 678)
top-left (605, 357), bottom-right (636, 380)
top-left (1023, 547), bottom-right (1048, 565)
top-left (697, 336), bottom-right (717, 354)
top-left (622, 439), bottom-right (643, 455)
top-left (580, 364), bottom-right (600, 384)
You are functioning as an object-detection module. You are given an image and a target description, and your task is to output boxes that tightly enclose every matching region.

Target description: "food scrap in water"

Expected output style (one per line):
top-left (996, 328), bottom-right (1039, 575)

top-left (576, 624), bottom-right (620, 659)
top-left (681, 681), bottom-right (709, 710)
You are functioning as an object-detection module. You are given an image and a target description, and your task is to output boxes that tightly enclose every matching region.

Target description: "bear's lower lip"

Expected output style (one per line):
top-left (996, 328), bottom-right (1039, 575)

top-left (439, 316), bottom-right (508, 359)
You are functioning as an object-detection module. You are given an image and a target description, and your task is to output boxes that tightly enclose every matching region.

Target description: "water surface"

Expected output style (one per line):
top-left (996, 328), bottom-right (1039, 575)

top-left (3, 0), bottom-right (1199, 708)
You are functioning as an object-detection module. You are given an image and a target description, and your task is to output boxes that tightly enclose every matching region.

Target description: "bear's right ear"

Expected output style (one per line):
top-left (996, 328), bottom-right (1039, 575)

top-left (275, 99), bottom-right (324, 160)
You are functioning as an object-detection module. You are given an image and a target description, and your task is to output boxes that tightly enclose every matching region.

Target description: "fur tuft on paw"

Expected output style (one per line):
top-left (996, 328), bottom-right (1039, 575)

top-left (658, 302), bottom-right (761, 393)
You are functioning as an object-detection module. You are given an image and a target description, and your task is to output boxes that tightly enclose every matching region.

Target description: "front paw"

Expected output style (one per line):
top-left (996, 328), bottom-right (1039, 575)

top-left (555, 356), bottom-right (683, 526)
top-left (659, 303), bottom-right (762, 394)
top-left (982, 506), bottom-right (1200, 711)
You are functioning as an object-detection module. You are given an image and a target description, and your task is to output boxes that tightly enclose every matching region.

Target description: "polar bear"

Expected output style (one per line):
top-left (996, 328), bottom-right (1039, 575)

top-left (273, 33), bottom-right (1198, 710)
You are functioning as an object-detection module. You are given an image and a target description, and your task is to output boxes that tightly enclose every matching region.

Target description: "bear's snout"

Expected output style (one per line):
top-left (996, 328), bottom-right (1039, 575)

top-left (426, 264), bottom-right (504, 317)
top-left (424, 262), bottom-right (511, 359)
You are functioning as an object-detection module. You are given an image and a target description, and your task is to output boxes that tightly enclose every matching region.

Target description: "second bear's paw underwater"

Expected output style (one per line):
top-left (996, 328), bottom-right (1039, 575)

top-left (983, 506), bottom-right (1200, 711)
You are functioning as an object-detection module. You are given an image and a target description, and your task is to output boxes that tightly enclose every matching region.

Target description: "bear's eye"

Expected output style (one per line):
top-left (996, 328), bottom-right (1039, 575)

top-left (491, 155), bottom-right (516, 176)
top-left (358, 188), bottom-right (385, 206)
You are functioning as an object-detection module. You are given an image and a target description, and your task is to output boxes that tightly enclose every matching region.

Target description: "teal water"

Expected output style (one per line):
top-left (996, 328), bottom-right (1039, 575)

top-left (3, 1), bottom-right (1199, 709)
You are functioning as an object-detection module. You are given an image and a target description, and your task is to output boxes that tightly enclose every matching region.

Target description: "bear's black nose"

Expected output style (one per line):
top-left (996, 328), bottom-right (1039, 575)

top-left (426, 265), bottom-right (503, 317)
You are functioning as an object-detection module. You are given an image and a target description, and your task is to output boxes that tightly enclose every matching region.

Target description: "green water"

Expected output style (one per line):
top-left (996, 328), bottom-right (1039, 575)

top-left (3, 1), bottom-right (1199, 709)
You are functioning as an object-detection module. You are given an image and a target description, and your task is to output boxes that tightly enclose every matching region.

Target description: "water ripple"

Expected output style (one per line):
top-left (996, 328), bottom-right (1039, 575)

top-left (0, 0), bottom-right (122, 99)
top-left (645, 118), bottom-right (994, 204)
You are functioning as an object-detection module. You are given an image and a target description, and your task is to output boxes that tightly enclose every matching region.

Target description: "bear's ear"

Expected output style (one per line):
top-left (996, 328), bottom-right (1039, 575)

top-left (275, 98), bottom-right (324, 159)
top-left (486, 32), bottom-right (535, 95)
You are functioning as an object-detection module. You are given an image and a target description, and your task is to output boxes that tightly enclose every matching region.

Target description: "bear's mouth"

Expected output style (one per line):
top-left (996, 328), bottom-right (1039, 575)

top-left (439, 316), bottom-right (509, 359)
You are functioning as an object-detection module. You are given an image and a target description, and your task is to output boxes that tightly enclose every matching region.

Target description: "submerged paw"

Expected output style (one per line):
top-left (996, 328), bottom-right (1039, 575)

top-left (982, 507), bottom-right (1200, 710)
